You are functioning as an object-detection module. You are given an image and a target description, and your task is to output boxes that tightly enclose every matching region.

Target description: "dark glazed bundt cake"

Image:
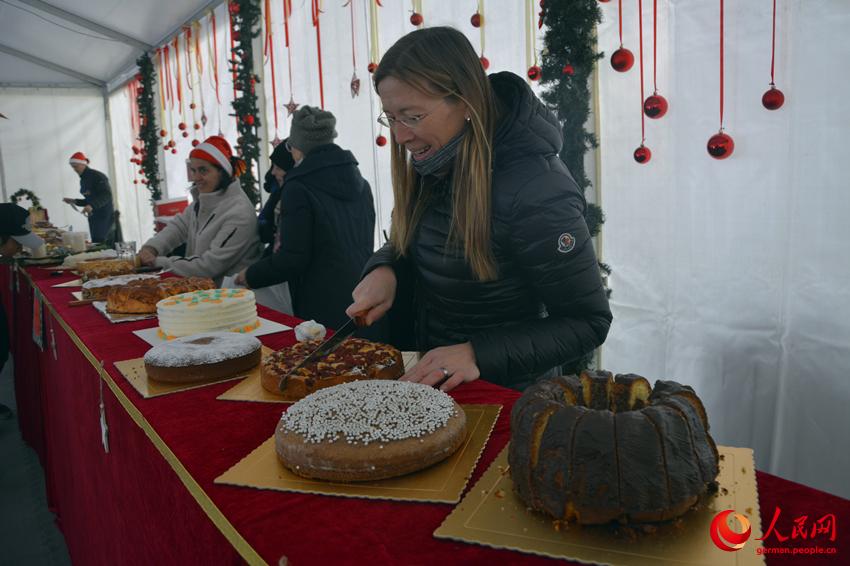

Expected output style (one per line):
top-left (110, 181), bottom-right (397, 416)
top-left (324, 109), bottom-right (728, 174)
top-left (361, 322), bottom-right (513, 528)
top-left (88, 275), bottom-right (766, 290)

top-left (508, 370), bottom-right (719, 525)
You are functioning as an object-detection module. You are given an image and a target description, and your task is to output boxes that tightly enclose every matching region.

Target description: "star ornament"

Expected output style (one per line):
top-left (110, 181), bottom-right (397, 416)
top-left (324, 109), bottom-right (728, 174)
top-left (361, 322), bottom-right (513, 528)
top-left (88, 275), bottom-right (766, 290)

top-left (285, 97), bottom-right (300, 116)
top-left (350, 72), bottom-right (361, 98)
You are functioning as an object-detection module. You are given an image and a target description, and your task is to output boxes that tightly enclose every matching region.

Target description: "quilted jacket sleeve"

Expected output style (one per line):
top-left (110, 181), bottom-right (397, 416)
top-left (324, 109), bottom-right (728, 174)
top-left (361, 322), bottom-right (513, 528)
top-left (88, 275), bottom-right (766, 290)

top-left (469, 171), bottom-right (612, 386)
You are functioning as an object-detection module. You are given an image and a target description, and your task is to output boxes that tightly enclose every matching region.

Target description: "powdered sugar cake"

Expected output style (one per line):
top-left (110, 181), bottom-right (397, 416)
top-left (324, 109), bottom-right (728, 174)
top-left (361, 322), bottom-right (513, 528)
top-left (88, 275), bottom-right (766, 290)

top-left (275, 380), bottom-right (467, 481)
top-left (144, 332), bottom-right (262, 383)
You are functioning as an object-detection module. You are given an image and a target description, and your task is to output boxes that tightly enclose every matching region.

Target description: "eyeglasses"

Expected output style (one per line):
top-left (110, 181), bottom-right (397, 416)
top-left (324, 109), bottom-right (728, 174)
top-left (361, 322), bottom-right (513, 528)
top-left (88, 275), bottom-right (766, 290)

top-left (377, 101), bottom-right (444, 129)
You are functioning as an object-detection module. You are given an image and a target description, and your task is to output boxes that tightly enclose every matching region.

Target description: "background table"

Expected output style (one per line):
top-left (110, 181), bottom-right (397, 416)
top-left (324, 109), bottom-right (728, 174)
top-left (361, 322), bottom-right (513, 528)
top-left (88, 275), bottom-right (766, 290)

top-left (2, 263), bottom-right (847, 565)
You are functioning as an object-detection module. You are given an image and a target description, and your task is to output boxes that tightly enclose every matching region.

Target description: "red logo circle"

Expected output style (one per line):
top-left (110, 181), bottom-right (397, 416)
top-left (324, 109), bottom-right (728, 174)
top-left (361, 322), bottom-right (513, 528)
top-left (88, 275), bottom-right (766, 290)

top-left (710, 510), bottom-right (752, 552)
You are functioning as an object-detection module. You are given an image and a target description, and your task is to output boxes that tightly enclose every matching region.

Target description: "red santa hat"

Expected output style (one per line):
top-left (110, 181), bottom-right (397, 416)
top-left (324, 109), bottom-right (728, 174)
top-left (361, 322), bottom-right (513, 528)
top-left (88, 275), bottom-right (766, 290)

top-left (69, 152), bottom-right (89, 165)
top-left (189, 135), bottom-right (234, 176)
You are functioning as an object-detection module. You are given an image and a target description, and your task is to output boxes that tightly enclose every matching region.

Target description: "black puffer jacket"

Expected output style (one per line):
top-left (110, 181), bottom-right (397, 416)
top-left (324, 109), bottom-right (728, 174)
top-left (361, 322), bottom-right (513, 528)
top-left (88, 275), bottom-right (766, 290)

top-left (245, 144), bottom-right (376, 331)
top-left (364, 72), bottom-right (612, 390)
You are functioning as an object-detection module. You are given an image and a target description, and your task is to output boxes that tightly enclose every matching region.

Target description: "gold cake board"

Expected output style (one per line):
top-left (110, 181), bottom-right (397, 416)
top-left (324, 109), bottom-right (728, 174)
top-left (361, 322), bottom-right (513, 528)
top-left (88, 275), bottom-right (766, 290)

top-left (216, 351), bottom-right (422, 403)
top-left (114, 346), bottom-right (274, 399)
top-left (434, 445), bottom-right (764, 565)
top-left (214, 404), bottom-right (500, 504)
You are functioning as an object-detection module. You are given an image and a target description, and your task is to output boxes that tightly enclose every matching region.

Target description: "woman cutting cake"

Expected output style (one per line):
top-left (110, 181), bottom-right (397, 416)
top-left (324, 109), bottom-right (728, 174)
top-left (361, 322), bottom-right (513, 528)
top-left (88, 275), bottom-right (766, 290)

top-left (346, 27), bottom-right (612, 392)
top-left (137, 136), bottom-right (262, 286)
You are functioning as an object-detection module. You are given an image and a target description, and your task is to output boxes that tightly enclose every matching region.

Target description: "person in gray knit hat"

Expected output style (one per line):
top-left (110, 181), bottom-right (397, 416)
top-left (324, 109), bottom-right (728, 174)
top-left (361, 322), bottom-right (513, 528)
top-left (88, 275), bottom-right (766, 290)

top-left (287, 106), bottom-right (338, 160)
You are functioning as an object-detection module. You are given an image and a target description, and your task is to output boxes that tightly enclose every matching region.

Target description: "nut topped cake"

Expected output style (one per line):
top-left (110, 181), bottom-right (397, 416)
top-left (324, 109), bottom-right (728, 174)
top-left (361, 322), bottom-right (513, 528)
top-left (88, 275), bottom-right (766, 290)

top-left (261, 337), bottom-right (404, 401)
top-left (275, 380), bottom-right (467, 481)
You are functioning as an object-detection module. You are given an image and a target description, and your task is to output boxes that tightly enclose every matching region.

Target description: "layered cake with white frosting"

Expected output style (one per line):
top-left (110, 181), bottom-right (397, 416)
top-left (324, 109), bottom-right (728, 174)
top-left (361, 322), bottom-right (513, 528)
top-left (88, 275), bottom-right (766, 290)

top-left (156, 288), bottom-right (260, 340)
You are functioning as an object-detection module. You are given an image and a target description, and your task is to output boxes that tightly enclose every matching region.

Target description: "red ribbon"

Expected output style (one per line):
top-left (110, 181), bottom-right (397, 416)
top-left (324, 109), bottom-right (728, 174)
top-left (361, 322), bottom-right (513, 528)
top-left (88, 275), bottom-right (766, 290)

top-left (618, 0), bottom-right (624, 47)
top-left (157, 48), bottom-right (166, 110)
top-left (211, 11), bottom-right (221, 104)
top-left (720, 0), bottom-right (725, 128)
top-left (770, 0), bottom-right (777, 85)
top-left (184, 27), bottom-right (193, 92)
top-left (350, 0), bottom-right (356, 68)
top-left (283, 0), bottom-right (294, 100)
top-left (638, 0), bottom-right (645, 143)
top-left (265, 0), bottom-right (279, 131)
top-left (312, 0), bottom-right (325, 109)
top-left (652, 0), bottom-right (658, 92)
top-left (164, 46), bottom-right (173, 108)
top-left (173, 37), bottom-right (183, 114)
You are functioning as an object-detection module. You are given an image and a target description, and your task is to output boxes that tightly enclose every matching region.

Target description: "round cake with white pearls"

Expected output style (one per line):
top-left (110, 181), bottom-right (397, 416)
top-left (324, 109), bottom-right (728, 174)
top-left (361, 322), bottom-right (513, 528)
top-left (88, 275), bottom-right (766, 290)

top-left (144, 332), bottom-right (262, 383)
top-left (275, 380), bottom-right (467, 481)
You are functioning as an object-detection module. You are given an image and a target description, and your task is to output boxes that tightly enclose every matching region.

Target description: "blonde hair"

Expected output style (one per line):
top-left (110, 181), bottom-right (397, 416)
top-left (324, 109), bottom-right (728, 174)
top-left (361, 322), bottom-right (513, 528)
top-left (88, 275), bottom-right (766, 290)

top-left (374, 27), bottom-right (499, 281)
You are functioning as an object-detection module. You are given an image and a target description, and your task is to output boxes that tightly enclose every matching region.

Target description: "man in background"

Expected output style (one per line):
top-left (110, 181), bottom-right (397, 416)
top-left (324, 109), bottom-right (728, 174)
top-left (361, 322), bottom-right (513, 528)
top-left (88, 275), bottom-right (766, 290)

top-left (62, 152), bottom-right (115, 244)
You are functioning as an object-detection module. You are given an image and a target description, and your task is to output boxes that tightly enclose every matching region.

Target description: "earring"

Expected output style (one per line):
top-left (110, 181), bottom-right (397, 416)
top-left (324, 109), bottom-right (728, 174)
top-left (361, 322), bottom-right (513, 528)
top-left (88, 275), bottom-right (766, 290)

top-left (465, 115), bottom-right (471, 122)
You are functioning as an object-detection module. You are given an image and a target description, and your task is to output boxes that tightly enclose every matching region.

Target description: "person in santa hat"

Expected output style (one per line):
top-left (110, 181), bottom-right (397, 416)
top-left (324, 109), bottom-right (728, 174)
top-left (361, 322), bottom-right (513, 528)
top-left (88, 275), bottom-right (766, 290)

top-left (137, 135), bottom-right (262, 285)
top-left (62, 152), bottom-right (115, 243)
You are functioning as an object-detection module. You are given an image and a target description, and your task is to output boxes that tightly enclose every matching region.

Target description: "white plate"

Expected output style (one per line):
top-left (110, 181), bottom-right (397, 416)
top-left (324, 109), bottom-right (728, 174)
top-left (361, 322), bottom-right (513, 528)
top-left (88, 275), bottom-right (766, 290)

top-left (132, 317), bottom-right (291, 346)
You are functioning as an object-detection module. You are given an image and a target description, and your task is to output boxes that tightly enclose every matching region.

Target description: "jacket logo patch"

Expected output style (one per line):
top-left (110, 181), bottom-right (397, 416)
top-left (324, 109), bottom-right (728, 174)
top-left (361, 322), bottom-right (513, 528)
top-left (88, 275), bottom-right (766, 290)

top-left (557, 233), bottom-right (576, 254)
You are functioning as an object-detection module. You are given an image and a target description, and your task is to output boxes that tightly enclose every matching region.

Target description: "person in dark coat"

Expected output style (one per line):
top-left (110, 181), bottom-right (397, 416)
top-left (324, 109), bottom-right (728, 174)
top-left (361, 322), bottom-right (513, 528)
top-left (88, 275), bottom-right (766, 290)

top-left (258, 139), bottom-right (296, 254)
top-left (62, 152), bottom-right (114, 243)
top-left (346, 27), bottom-right (612, 392)
top-left (235, 106), bottom-right (377, 332)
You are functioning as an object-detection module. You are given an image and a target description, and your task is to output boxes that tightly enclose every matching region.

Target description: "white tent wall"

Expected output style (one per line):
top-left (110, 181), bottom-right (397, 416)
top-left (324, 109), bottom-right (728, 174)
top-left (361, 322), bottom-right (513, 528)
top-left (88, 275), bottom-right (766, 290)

top-left (598, 0), bottom-right (850, 498)
top-left (0, 86), bottom-right (110, 237)
top-left (107, 86), bottom-right (155, 246)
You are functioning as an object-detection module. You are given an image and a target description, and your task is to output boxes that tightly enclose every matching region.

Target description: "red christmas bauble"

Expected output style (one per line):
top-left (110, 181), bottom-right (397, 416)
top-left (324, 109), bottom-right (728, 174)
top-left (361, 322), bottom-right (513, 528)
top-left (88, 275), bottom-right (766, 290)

top-left (178, 122), bottom-right (187, 130)
top-left (194, 123), bottom-right (201, 130)
top-left (643, 94), bottom-right (669, 119)
top-left (633, 145), bottom-right (652, 164)
top-left (470, 13), bottom-right (482, 28)
top-left (141, 179), bottom-right (148, 185)
top-left (182, 131), bottom-right (189, 138)
top-left (410, 12), bottom-right (423, 26)
top-left (133, 180), bottom-right (138, 185)
top-left (192, 139), bottom-right (200, 147)
top-left (480, 56), bottom-right (490, 70)
top-left (232, 31), bottom-right (240, 41)
top-left (527, 65), bottom-right (542, 81)
top-left (562, 64), bottom-right (575, 76)
top-left (376, 135), bottom-right (387, 147)
top-left (132, 146), bottom-right (140, 154)
top-left (367, 62), bottom-right (378, 73)
top-left (599, 0), bottom-right (611, 3)
top-left (610, 48), bottom-right (634, 72)
top-left (707, 132), bottom-right (734, 159)
top-left (159, 129), bottom-right (167, 137)
top-left (762, 86), bottom-right (785, 110)
top-left (244, 115), bottom-right (255, 126)
top-left (171, 148), bottom-right (177, 154)
top-left (189, 103), bottom-right (196, 110)
top-left (229, 2), bottom-right (240, 15)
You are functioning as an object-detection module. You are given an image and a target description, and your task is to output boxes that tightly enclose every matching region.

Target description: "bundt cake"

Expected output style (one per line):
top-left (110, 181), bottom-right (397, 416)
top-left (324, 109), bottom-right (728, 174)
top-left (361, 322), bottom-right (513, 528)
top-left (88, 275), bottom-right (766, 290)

top-left (508, 371), bottom-right (719, 525)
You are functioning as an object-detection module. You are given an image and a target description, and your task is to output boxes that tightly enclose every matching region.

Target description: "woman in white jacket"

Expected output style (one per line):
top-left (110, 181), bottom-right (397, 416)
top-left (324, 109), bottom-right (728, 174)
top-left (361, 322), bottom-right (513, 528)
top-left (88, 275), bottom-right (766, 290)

top-left (138, 136), bottom-right (262, 285)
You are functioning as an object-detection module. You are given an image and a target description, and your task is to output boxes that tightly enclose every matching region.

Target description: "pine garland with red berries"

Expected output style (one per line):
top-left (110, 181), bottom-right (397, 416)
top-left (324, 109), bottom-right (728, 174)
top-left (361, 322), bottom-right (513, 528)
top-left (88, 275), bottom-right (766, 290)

top-left (135, 52), bottom-right (162, 204)
top-left (229, 0), bottom-right (261, 205)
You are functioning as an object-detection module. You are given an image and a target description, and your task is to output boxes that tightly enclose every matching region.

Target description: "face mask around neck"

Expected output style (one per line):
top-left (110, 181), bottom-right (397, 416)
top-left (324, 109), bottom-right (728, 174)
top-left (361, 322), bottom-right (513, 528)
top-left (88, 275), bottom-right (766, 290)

top-left (411, 126), bottom-right (467, 176)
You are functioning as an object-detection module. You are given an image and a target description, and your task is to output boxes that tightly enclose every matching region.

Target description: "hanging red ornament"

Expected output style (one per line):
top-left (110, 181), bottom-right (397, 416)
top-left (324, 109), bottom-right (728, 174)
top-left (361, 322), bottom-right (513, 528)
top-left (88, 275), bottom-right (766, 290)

top-left (562, 64), bottom-right (575, 76)
top-left (610, 48), bottom-right (634, 72)
top-left (762, 86), bottom-right (784, 110)
top-left (244, 115), bottom-right (255, 126)
top-left (182, 131), bottom-right (189, 138)
top-left (350, 72), bottom-right (361, 98)
top-left (229, 2), bottom-right (240, 15)
top-left (599, 0), bottom-right (611, 3)
top-left (480, 56), bottom-right (490, 70)
top-left (643, 93), bottom-right (669, 119)
top-left (171, 148), bottom-right (178, 154)
top-left (189, 102), bottom-right (196, 110)
top-left (159, 129), bottom-right (167, 137)
top-left (410, 12), bottom-right (423, 26)
top-left (376, 135), bottom-right (387, 147)
top-left (232, 31), bottom-right (240, 42)
top-left (193, 123), bottom-right (200, 130)
top-left (133, 179), bottom-right (138, 185)
top-left (178, 122), bottom-right (187, 130)
top-left (367, 62), bottom-right (378, 73)
top-left (141, 179), bottom-right (147, 185)
top-left (633, 145), bottom-right (652, 164)
top-left (470, 12), bottom-right (482, 28)
top-left (707, 132), bottom-right (734, 160)
top-left (132, 146), bottom-right (140, 154)
top-left (527, 65), bottom-right (542, 81)
top-left (285, 97), bottom-right (300, 116)
top-left (192, 139), bottom-right (200, 147)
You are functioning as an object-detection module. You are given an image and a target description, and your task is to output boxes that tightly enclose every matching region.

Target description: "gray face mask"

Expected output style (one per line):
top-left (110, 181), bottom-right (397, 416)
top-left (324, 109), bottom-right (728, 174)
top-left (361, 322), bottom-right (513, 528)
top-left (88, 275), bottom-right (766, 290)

top-left (411, 127), bottom-right (467, 176)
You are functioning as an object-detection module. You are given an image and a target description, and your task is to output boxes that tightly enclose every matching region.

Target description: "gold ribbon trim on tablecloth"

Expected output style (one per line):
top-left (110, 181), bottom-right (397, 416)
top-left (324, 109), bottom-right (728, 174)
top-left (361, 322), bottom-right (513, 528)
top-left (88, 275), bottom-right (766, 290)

top-left (19, 268), bottom-right (266, 566)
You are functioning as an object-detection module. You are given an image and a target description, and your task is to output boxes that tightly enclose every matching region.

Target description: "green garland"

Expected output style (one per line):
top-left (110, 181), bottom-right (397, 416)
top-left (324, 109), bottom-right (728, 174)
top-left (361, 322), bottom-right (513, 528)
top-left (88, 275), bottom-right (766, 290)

top-left (229, 0), bottom-right (262, 205)
top-left (10, 189), bottom-right (42, 209)
top-left (135, 52), bottom-right (163, 205)
top-left (540, 0), bottom-right (611, 372)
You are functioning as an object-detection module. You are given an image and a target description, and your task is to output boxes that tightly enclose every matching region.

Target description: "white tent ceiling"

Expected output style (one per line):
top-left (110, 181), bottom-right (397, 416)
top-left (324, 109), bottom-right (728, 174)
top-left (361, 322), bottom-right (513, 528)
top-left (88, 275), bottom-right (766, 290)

top-left (0, 0), bottom-right (221, 89)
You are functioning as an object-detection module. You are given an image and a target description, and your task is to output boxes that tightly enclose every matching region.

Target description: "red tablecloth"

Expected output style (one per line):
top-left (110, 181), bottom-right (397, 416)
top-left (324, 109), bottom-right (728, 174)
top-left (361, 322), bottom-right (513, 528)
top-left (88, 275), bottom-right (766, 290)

top-left (2, 263), bottom-right (847, 565)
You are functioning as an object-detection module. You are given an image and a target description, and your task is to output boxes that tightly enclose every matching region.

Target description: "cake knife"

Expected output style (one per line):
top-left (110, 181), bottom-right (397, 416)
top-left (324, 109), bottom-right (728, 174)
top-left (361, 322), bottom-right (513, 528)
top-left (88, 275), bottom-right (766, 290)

top-left (278, 313), bottom-right (366, 390)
